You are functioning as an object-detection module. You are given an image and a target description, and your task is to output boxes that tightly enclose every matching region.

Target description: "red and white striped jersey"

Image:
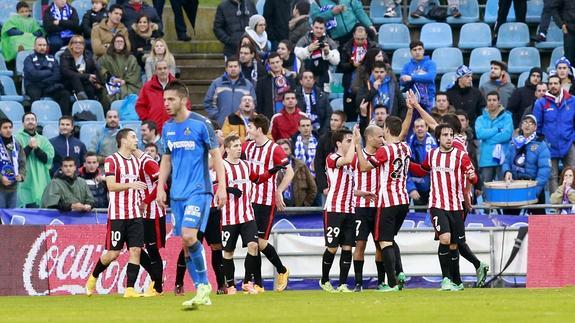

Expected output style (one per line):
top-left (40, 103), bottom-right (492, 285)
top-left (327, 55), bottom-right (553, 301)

top-left (104, 152), bottom-right (141, 220)
top-left (421, 147), bottom-right (475, 211)
top-left (353, 149), bottom-right (379, 208)
top-left (368, 142), bottom-right (411, 207)
top-left (209, 169), bottom-right (218, 208)
top-left (325, 153), bottom-right (355, 214)
top-left (453, 134), bottom-right (467, 152)
top-left (243, 140), bottom-right (288, 206)
top-left (138, 153), bottom-right (165, 219)
top-left (221, 159), bottom-right (256, 225)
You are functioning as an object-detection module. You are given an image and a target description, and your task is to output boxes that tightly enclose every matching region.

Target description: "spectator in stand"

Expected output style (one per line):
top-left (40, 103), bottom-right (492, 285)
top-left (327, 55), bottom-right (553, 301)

top-left (310, 0), bottom-right (376, 45)
top-left (139, 120), bottom-right (164, 155)
top-left (81, 0), bottom-right (108, 44)
top-left (243, 15), bottom-right (270, 60)
top-left (121, 0), bottom-right (162, 34)
top-left (407, 118), bottom-right (437, 206)
top-left (90, 110), bottom-right (122, 158)
top-left (278, 40), bottom-right (303, 75)
top-left (555, 57), bottom-right (575, 94)
top-left (314, 110), bottom-right (346, 197)
top-left (430, 92), bottom-right (455, 121)
top-left (263, 0), bottom-right (291, 49)
top-left (380, 0), bottom-right (402, 18)
top-left (78, 151), bottom-right (108, 208)
top-left (129, 14), bottom-right (161, 69)
top-left (60, 35), bottom-right (101, 101)
top-left (136, 60), bottom-right (174, 134)
top-left (294, 17), bottom-right (341, 93)
top-left (494, 0), bottom-right (527, 38)
top-left (533, 74), bottom-right (575, 192)
top-left (479, 60), bottom-right (515, 108)
top-left (256, 52), bottom-right (298, 119)
top-left (91, 4), bottom-right (130, 59)
top-left (338, 25), bottom-right (378, 122)
top-left (41, 157), bottom-right (94, 211)
top-left (24, 36), bottom-right (72, 116)
top-left (0, 1), bottom-right (43, 63)
top-left (551, 0), bottom-right (575, 64)
top-left (43, 0), bottom-right (82, 54)
top-left (522, 83), bottom-right (549, 117)
top-left (455, 110), bottom-right (480, 176)
top-left (170, 0), bottom-right (198, 41)
top-left (276, 138), bottom-right (317, 207)
top-left (222, 94), bottom-right (257, 142)
top-left (98, 34), bottom-right (142, 107)
top-left (446, 65), bottom-right (486, 129)
top-left (289, 0), bottom-right (310, 47)
top-left (359, 104), bottom-right (388, 136)
top-left (502, 114), bottom-right (550, 215)
top-left (401, 41), bottom-right (436, 112)
top-left (291, 117), bottom-right (319, 176)
top-left (533, 0), bottom-right (557, 42)
top-left (270, 91), bottom-right (307, 141)
top-left (508, 67), bottom-right (543, 128)
top-left (144, 142), bottom-right (160, 162)
top-left (213, 0), bottom-right (256, 58)
top-left (356, 61), bottom-right (407, 120)
top-left (295, 70), bottom-right (332, 134)
top-left (49, 116), bottom-right (87, 175)
top-left (550, 167), bottom-right (575, 212)
top-left (238, 44), bottom-right (265, 87)
top-left (411, 0), bottom-right (461, 18)
top-left (144, 38), bottom-right (176, 82)
top-left (16, 112), bottom-right (55, 208)
top-left (204, 57), bottom-right (256, 127)
top-left (0, 118), bottom-right (26, 209)
top-left (475, 91), bottom-right (514, 183)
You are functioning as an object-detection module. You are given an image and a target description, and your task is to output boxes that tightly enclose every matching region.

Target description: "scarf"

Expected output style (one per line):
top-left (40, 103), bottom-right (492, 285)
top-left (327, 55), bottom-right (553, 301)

top-left (303, 88), bottom-right (320, 130)
top-left (511, 133), bottom-right (536, 175)
top-left (351, 40), bottom-right (368, 64)
top-left (318, 5), bottom-right (337, 30)
top-left (294, 134), bottom-right (317, 176)
top-left (245, 28), bottom-right (268, 51)
top-left (0, 136), bottom-right (19, 181)
top-left (273, 71), bottom-right (291, 113)
top-left (50, 3), bottom-right (74, 39)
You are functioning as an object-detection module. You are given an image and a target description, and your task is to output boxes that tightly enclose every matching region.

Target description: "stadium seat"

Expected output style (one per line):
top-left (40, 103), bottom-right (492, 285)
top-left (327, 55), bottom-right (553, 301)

top-left (31, 100), bottom-right (63, 123)
top-left (432, 48), bottom-right (463, 74)
top-left (0, 54), bottom-right (14, 77)
top-left (458, 23), bottom-right (492, 49)
top-left (330, 98), bottom-right (343, 112)
top-left (469, 47), bottom-right (502, 74)
top-left (479, 72), bottom-right (491, 88)
top-left (74, 0), bottom-right (93, 23)
top-left (526, 0), bottom-right (544, 23)
top-left (72, 100), bottom-right (105, 122)
top-left (508, 47), bottom-right (541, 74)
top-left (370, 1), bottom-right (402, 24)
top-left (110, 100), bottom-right (125, 111)
top-left (535, 22), bottom-right (564, 49)
top-left (40, 122), bottom-right (60, 139)
top-left (484, 0), bottom-right (515, 24)
top-left (548, 47), bottom-right (565, 72)
top-left (12, 121), bottom-right (23, 133)
top-left (79, 122), bottom-right (103, 149)
top-left (517, 71), bottom-right (548, 87)
top-left (15, 50), bottom-right (32, 77)
top-left (0, 76), bottom-right (24, 102)
top-left (391, 48), bottom-right (412, 74)
top-left (32, 0), bottom-right (42, 24)
top-left (440, 72), bottom-right (456, 91)
top-left (0, 101), bottom-right (24, 122)
top-left (446, 0), bottom-right (479, 24)
top-left (256, 0), bottom-right (265, 15)
top-left (379, 24), bottom-right (410, 50)
top-left (496, 22), bottom-right (530, 48)
top-left (0, 0), bottom-right (18, 25)
top-left (420, 23), bottom-right (453, 50)
top-left (123, 122), bottom-right (142, 138)
top-left (408, 0), bottom-right (439, 25)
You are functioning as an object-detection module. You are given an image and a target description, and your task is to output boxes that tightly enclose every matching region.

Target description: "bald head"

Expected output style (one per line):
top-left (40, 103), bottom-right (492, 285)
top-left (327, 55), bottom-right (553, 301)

top-left (364, 125), bottom-right (384, 149)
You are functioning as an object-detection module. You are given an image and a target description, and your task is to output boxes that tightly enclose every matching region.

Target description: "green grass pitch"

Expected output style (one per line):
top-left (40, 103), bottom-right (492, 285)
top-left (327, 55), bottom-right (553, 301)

top-left (2, 289), bottom-right (575, 322)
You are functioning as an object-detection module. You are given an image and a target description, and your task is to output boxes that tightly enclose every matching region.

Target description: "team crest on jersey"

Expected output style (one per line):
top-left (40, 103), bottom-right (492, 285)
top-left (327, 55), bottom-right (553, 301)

top-left (184, 127), bottom-right (191, 136)
top-left (327, 236), bottom-right (333, 243)
top-left (530, 144), bottom-right (538, 152)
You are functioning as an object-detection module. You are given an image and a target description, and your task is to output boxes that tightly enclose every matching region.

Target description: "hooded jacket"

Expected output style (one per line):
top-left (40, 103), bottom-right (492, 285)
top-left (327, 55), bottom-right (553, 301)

top-left (507, 67), bottom-right (542, 128)
top-left (204, 72), bottom-right (256, 126)
top-left (213, 0), bottom-right (257, 57)
top-left (475, 106), bottom-right (514, 168)
top-left (41, 171), bottom-right (94, 210)
top-left (400, 56), bottom-right (437, 110)
top-left (78, 166), bottom-right (108, 208)
top-left (501, 135), bottom-right (551, 194)
top-left (136, 74), bottom-right (176, 135)
top-left (532, 89), bottom-right (575, 158)
top-left (16, 129), bottom-right (54, 207)
top-left (479, 72), bottom-right (516, 108)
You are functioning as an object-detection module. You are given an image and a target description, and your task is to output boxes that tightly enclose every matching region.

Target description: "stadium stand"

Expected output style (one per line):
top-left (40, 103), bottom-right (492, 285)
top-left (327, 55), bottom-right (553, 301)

top-left (484, 0), bottom-right (515, 24)
top-left (535, 22), bottom-right (564, 49)
top-left (548, 47), bottom-right (565, 72)
top-left (0, 54), bottom-right (14, 77)
top-left (525, 0), bottom-right (544, 23)
top-left (420, 23), bottom-right (453, 50)
top-left (446, 0), bottom-right (480, 24)
top-left (458, 23), bottom-right (492, 50)
top-left (517, 71), bottom-right (548, 87)
top-left (407, 0), bottom-right (440, 25)
top-left (31, 100), bottom-right (63, 123)
top-left (73, 0), bottom-right (94, 23)
top-left (0, 101), bottom-right (24, 121)
top-left (432, 48), bottom-right (463, 74)
top-left (378, 23), bottom-right (410, 50)
top-left (110, 100), bottom-right (125, 111)
top-left (40, 122), bottom-right (60, 139)
top-left (479, 71), bottom-right (490, 88)
top-left (496, 22), bottom-right (530, 49)
top-left (439, 72), bottom-right (456, 91)
top-left (370, 1), bottom-right (402, 24)
top-left (469, 47), bottom-right (502, 74)
top-left (0, 0), bottom-right (18, 25)
top-left (79, 121), bottom-right (103, 147)
top-left (0, 76), bottom-right (25, 102)
top-left (508, 47), bottom-right (541, 74)
top-left (391, 48), bottom-right (411, 74)
top-left (72, 100), bottom-right (105, 122)
top-left (330, 98), bottom-right (343, 112)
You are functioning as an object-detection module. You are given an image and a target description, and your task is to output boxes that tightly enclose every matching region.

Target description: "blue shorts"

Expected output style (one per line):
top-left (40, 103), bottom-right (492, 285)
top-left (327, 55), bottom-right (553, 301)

top-left (171, 193), bottom-right (212, 236)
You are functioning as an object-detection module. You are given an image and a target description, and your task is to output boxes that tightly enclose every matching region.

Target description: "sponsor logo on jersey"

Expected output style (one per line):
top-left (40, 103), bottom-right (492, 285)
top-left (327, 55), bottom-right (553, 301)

top-left (166, 140), bottom-right (196, 151)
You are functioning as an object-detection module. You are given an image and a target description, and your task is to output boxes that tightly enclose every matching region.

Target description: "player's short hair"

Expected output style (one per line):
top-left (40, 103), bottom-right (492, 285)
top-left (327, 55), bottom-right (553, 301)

top-left (249, 114), bottom-right (270, 135)
top-left (164, 80), bottom-right (189, 98)
top-left (62, 156), bottom-right (76, 165)
top-left (332, 110), bottom-right (347, 123)
top-left (224, 135), bottom-right (240, 148)
top-left (440, 113), bottom-right (462, 134)
top-left (384, 116), bottom-right (402, 136)
top-left (0, 118), bottom-right (13, 128)
top-left (454, 109), bottom-right (469, 120)
top-left (116, 128), bottom-right (134, 147)
top-left (332, 128), bottom-right (353, 148)
top-left (434, 123), bottom-right (454, 141)
top-left (486, 91), bottom-right (500, 100)
top-left (141, 120), bottom-right (157, 132)
top-left (59, 115), bottom-right (74, 125)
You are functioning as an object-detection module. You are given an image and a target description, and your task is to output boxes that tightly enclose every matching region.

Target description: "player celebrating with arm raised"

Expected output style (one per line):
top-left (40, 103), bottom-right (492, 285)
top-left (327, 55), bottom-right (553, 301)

top-left (156, 80), bottom-right (227, 309)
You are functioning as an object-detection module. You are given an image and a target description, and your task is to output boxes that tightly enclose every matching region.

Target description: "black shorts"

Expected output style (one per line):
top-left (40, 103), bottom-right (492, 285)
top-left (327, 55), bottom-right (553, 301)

top-left (375, 204), bottom-right (409, 242)
top-left (106, 218), bottom-right (144, 251)
top-left (354, 207), bottom-right (377, 241)
top-left (221, 220), bottom-right (259, 252)
top-left (198, 207), bottom-right (222, 245)
top-left (253, 203), bottom-right (275, 240)
top-left (323, 212), bottom-right (356, 248)
top-left (143, 216), bottom-right (166, 248)
top-left (430, 208), bottom-right (466, 244)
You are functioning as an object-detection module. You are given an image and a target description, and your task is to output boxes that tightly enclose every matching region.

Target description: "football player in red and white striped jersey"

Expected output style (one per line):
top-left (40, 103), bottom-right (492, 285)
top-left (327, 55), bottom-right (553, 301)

top-left (86, 128), bottom-right (148, 298)
top-left (320, 128), bottom-right (357, 293)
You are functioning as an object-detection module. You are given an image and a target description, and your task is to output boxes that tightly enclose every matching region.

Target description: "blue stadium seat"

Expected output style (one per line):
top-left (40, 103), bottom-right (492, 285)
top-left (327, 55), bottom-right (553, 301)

top-left (391, 48), bottom-right (412, 74)
top-left (484, 0), bottom-right (515, 24)
top-left (31, 100), bottom-right (63, 123)
top-left (535, 22), bottom-right (564, 49)
top-left (496, 22), bottom-right (529, 48)
top-left (469, 47), bottom-right (502, 74)
top-left (256, 0), bottom-right (265, 15)
top-left (479, 72), bottom-right (491, 88)
top-left (420, 23), bottom-right (453, 50)
top-left (32, 0), bottom-right (42, 24)
top-left (79, 122), bottom-right (103, 149)
top-left (432, 48), bottom-right (463, 74)
top-left (41, 122), bottom-right (60, 139)
top-left (330, 98), bottom-right (343, 112)
top-left (526, 0), bottom-right (544, 23)
top-left (110, 100), bottom-right (125, 111)
top-left (458, 23), bottom-right (492, 49)
top-left (0, 76), bottom-right (24, 102)
top-left (508, 47), bottom-right (541, 74)
top-left (12, 121), bottom-right (23, 133)
top-left (16, 50), bottom-right (32, 76)
top-left (379, 24), bottom-right (410, 50)
top-left (408, 0), bottom-right (439, 25)
top-left (0, 54), bottom-right (13, 77)
top-left (72, 100), bottom-right (105, 121)
top-left (0, 0), bottom-right (19, 25)
top-left (123, 122), bottom-right (142, 138)
top-left (446, 0), bottom-right (479, 24)
top-left (440, 72), bottom-right (456, 91)
top-left (517, 71), bottom-right (548, 87)
top-left (370, 1), bottom-right (402, 24)
top-left (0, 101), bottom-right (24, 122)
top-left (548, 47), bottom-right (565, 72)
top-left (74, 0), bottom-right (93, 23)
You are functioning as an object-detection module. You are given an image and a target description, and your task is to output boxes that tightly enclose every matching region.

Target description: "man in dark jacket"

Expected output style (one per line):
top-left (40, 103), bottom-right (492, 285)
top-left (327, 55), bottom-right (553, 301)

top-left (256, 53), bottom-right (297, 119)
top-left (121, 0), bottom-right (163, 34)
top-left (507, 67), bottom-right (543, 128)
top-left (213, 0), bottom-right (257, 58)
top-left (295, 70), bottom-right (332, 135)
top-left (49, 116), bottom-right (87, 176)
top-left (446, 65), bottom-right (485, 129)
top-left (23, 37), bottom-right (72, 116)
top-left (78, 151), bottom-right (108, 209)
top-left (314, 110), bottom-right (346, 197)
top-left (551, 0), bottom-right (575, 64)
top-left (239, 44), bottom-right (265, 87)
top-left (43, 0), bottom-right (82, 54)
top-left (263, 0), bottom-right (294, 49)
top-left (41, 157), bottom-right (94, 211)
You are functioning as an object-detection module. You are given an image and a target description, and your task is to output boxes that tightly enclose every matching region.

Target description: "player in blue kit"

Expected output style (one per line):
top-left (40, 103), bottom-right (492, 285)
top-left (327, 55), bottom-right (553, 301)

top-left (156, 80), bottom-right (227, 309)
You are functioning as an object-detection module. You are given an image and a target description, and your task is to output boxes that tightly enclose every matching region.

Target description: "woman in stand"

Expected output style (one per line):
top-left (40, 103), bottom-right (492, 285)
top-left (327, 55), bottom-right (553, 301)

top-left (60, 34), bottom-right (101, 100)
top-left (277, 40), bottom-right (302, 76)
top-left (129, 14), bottom-right (161, 70)
top-left (144, 38), bottom-right (177, 81)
